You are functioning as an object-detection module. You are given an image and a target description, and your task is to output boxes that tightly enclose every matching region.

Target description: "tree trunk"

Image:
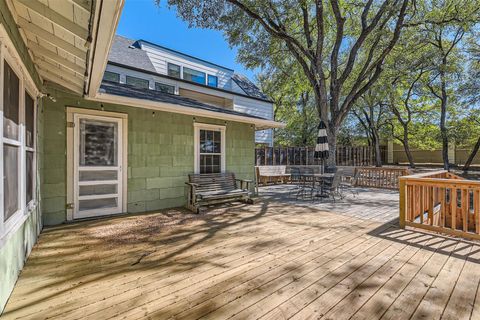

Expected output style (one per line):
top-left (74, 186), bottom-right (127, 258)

top-left (326, 126), bottom-right (338, 167)
top-left (439, 65), bottom-right (449, 170)
top-left (463, 136), bottom-right (480, 172)
top-left (371, 129), bottom-right (382, 167)
top-left (402, 130), bottom-right (415, 168)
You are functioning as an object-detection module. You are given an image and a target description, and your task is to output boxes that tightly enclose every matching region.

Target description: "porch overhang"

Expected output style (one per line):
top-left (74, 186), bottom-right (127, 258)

top-left (91, 91), bottom-right (285, 130)
top-left (8, 0), bottom-right (123, 96)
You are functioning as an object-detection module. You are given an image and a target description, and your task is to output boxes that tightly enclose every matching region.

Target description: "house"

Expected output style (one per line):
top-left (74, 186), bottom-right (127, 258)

top-left (104, 35), bottom-right (276, 146)
top-left (0, 0), bottom-right (282, 312)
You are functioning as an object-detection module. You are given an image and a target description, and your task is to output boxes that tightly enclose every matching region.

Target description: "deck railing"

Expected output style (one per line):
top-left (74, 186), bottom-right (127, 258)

top-left (354, 167), bottom-right (411, 189)
top-left (399, 170), bottom-right (480, 241)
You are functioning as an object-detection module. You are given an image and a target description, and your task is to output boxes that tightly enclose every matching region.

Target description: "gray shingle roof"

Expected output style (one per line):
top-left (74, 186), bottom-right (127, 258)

top-left (232, 74), bottom-right (269, 100)
top-left (108, 35), bottom-right (156, 73)
top-left (99, 81), bottom-right (268, 120)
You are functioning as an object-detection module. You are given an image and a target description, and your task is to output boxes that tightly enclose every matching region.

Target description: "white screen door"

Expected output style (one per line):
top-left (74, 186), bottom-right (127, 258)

top-left (73, 114), bottom-right (123, 219)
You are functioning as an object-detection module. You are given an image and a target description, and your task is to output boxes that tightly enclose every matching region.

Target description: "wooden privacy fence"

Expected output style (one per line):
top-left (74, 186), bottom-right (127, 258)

top-left (255, 146), bottom-right (386, 167)
top-left (354, 167), bottom-right (411, 189)
top-left (399, 170), bottom-right (480, 241)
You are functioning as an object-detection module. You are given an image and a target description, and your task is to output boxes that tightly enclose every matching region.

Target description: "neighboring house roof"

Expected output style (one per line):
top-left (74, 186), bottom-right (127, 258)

top-left (108, 35), bottom-right (272, 102)
top-left (99, 81), bottom-right (268, 121)
top-left (232, 74), bottom-right (269, 100)
top-left (108, 35), bottom-right (157, 73)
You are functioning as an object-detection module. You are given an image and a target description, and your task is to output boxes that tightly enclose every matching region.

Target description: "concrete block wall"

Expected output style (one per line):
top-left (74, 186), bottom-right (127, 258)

top-left (41, 86), bottom-right (256, 225)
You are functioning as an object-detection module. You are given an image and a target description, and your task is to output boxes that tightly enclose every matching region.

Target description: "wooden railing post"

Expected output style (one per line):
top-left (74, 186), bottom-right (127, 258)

top-left (399, 177), bottom-right (406, 229)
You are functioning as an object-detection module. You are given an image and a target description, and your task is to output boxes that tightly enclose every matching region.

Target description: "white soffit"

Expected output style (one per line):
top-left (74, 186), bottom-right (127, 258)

top-left (9, 0), bottom-right (123, 95)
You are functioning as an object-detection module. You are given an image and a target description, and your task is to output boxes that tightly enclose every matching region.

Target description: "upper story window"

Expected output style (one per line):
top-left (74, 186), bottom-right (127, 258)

top-left (155, 82), bottom-right (175, 94)
top-left (207, 75), bottom-right (218, 88)
top-left (183, 67), bottom-right (206, 85)
top-left (103, 71), bottom-right (120, 83)
top-left (167, 63), bottom-right (181, 78)
top-left (126, 76), bottom-right (149, 89)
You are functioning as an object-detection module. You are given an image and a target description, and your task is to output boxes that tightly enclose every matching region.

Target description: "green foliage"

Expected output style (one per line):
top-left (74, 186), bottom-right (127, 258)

top-left (160, 0), bottom-right (480, 160)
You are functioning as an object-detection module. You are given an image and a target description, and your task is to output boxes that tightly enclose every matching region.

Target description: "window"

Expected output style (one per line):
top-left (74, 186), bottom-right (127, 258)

top-left (167, 63), bottom-right (181, 78)
top-left (207, 75), bottom-right (218, 88)
top-left (0, 27), bottom-right (38, 240)
top-left (155, 82), bottom-right (175, 94)
top-left (25, 92), bottom-right (35, 205)
top-left (3, 62), bottom-right (20, 222)
top-left (103, 71), bottom-right (120, 83)
top-left (126, 76), bottom-right (149, 89)
top-left (194, 124), bottom-right (225, 174)
top-left (183, 67), bottom-right (206, 85)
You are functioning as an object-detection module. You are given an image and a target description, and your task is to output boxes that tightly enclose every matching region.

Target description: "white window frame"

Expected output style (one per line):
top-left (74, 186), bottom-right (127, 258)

top-left (0, 25), bottom-right (39, 245)
top-left (194, 123), bottom-right (226, 174)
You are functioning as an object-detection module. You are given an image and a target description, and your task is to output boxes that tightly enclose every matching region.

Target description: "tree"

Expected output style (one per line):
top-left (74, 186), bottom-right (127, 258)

top-left (258, 70), bottom-right (319, 146)
top-left (352, 89), bottom-right (389, 167)
top-left (162, 0), bottom-right (412, 166)
top-left (412, 0), bottom-right (480, 169)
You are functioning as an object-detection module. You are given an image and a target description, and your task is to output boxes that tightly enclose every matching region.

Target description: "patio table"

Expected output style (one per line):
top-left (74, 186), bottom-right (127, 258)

top-left (297, 173), bottom-right (335, 199)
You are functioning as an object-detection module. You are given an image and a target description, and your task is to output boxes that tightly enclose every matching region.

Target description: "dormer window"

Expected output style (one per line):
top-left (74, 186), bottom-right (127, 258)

top-left (126, 76), bottom-right (149, 89)
top-left (167, 63), bottom-right (181, 78)
top-left (207, 75), bottom-right (218, 88)
top-left (103, 71), bottom-right (120, 83)
top-left (155, 82), bottom-right (175, 94)
top-left (183, 67), bottom-right (206, 85)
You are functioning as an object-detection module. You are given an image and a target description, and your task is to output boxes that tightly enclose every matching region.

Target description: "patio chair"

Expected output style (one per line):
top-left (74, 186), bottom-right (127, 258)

top-left (339, 169), bottom-right (359, 198)
top-left (289, 167), bottom-right (303, 198)
top-left (321, 173), bottom-right (343, 202)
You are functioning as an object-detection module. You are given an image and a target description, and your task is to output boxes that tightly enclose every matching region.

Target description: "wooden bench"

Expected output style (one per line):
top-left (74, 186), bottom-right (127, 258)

top-left (255, 166), bottom-right (291, 186)
top-left (185, 172), bottom-right (253, 213)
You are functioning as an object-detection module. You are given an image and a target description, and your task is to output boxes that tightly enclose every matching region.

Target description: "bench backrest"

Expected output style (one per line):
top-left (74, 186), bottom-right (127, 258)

top-left (256, 166), bottom-right (287, 176)
top-left (188, 172), bottom-right (237, 193)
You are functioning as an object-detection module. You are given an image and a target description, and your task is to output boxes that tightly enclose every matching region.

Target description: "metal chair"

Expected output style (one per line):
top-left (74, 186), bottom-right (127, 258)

top-left (321, 173), bottom-right (343, 202)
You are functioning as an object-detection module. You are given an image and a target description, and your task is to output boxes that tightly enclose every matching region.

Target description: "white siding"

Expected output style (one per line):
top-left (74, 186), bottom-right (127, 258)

top-left (233, 95), bottom-right (274, 146)
top-left (140, 43), bottom-right (234, 90)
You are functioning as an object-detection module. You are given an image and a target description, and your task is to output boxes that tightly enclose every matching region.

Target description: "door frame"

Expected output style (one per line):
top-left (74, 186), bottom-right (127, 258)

top-left (66, 107), bottom-right (128, 221)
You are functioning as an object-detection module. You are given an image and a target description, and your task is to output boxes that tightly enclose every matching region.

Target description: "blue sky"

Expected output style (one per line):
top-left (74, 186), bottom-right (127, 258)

top-left (116, 0), bottom-right (257, 80)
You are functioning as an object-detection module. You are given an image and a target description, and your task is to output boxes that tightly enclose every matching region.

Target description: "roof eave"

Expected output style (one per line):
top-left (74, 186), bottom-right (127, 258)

top-left (89, 92), bottom-right (285, 129)
top-left (86, 0), bottom-right (125, 98)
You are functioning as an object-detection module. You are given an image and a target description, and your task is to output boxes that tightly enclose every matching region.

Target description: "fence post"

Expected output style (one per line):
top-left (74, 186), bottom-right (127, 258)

top-left (399, 177), bottom-right (406, 229)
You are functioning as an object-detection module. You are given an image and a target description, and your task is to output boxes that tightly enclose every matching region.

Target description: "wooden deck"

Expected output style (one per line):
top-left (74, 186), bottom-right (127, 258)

top-left (2, 189), bottom-right (480, 320)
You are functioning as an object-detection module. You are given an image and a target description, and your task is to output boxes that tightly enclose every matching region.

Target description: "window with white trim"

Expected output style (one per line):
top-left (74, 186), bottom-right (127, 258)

top-left (0, 33), bottom-right (38, 240)
top-left (194, 124), bottom-right (225, 174)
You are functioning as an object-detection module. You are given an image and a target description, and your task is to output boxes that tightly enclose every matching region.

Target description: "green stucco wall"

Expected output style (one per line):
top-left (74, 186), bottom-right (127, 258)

top-left (42, 86), bottom-right (256, 226)
top-left (0, 1), bottom-right (43, 313)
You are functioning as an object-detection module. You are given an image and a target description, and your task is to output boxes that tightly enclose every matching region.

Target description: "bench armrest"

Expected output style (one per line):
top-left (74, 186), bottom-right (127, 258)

top-left (185, 182), bottom-right (199, 187)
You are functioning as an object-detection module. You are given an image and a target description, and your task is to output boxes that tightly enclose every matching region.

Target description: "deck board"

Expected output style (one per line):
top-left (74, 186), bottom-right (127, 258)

top-left (2, 187), bottom-right (480, 320)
